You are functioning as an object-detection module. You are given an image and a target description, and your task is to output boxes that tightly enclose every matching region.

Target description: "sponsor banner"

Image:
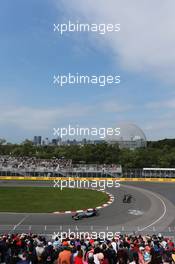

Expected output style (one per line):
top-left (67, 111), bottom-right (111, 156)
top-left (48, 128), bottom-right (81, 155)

top-left (0, 176), bottom-right (175, 182)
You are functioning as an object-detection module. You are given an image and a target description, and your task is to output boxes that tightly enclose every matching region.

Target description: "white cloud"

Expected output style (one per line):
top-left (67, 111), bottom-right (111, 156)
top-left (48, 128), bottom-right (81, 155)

top-left (56, 0), bottom-right (175, 83)
top-left (102, 101), bottom-right (133, 113)
top-left (0, 101), bottom-right (130, 132)
top-left (0, 105), bottom-right (92, 131)
top-left (141, 110), bottom-right (175, 140)
top-left (146, 98), bottom-right (175, 109)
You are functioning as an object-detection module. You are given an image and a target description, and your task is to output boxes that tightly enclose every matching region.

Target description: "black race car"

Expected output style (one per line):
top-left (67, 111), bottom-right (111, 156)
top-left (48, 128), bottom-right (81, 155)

top-left (72, 209), bottom-right (99, 220)
top-left (123, 194), bottom-right (133, 203)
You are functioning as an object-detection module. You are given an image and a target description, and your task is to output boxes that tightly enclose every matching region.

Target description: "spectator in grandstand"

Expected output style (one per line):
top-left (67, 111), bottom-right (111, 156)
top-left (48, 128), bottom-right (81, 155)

top-left (72, 245), bottom-right (82, 262)
top-left (94, 252), bottom-right (104, 264)
top-left (172, 249), bottom-right (175, 263)
top-left (101, 243), bottom-right (109, 264)
top-left (143, 246), bottom-right (151, 263)
top-left (57, 241), bottom-right (71, 264)
top-left (129, 252), bottom-right (139, 264)
top-left (117, 243), bottom-right (128, 264)
top-left (128, 243), bottom-right (138, 263)
top-left (74, 249), bottom-right (84, 264)
top-left (105, 242), bottom-right (117, 264)
top-left (53, 237), bottom-right (61, 250)
top-left (138, 247), bottom-right (146, 264)
top-left (35, 241), bottom-right (45, 262)
top-left (0, 155), bottom-right (72, 176)
top-left (87, 253), bottom-right (95, 264)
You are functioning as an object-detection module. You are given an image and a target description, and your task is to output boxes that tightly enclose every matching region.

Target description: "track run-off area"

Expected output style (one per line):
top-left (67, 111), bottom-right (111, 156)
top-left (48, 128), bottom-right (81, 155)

top-left (0, 178), bottom-right (175, 237)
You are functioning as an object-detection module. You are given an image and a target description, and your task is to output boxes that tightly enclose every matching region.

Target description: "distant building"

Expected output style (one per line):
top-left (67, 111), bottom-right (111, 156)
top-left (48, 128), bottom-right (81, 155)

top-left (33, 136), bottom-right (42, 146)
top-left (52, 139), bottom-right (58, 145)
top-left (51, 137), bottom-right (62, 146)
top-left (45, 138), bottom-right (50, 145)
top-left (32, 123), bottom-right (147, 150)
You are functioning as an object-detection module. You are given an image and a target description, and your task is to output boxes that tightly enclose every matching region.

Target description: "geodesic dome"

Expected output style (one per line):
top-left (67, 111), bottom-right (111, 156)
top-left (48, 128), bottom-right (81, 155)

top-left (107, 123), bottom-right (147, 143)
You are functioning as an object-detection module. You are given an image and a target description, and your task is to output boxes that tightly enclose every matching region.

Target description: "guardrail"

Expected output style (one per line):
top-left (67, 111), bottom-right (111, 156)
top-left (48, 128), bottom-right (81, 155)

top-left (0, 224), bottom-right (174, 238)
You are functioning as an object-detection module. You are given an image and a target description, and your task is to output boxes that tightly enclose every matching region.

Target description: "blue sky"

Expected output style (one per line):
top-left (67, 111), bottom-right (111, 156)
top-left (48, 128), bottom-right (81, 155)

top-left (0, 0), bottom-right (175, 142)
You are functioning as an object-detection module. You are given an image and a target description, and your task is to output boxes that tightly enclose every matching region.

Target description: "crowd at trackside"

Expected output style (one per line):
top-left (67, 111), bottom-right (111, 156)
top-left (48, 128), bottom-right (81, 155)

top-left (0, 156), bottom-right (120, 173)
top-left (0, 233), bottom-right (175, 264)
top-left (0, 156), bottom-right (72, 171)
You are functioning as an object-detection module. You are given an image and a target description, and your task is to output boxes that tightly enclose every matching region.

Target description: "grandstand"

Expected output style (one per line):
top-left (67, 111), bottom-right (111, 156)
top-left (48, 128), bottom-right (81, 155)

top-left (1, 155), bottom-right (175, 179)
top-left (123, 168), bottom-right (175, 178)
top-left (0, 155), bottom-right (122, 178)
top-left (143, 168), bottom-right (175, 178)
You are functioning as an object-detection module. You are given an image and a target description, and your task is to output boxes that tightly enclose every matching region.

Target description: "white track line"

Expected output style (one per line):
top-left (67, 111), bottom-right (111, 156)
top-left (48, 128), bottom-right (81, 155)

top-left (12, 215), bottom-right (29, 231)
top-left (139, 191), bottom-right (167, 231)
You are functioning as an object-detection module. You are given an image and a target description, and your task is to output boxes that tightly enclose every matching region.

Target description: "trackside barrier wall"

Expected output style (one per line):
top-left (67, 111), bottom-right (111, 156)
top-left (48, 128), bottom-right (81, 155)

top-left (0, 176), bottom-right (175, 182)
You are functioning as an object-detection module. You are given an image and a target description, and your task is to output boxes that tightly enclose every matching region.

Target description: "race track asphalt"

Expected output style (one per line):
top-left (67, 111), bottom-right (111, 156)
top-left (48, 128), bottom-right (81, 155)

top-left (0, 180), bottom-right (175, 236)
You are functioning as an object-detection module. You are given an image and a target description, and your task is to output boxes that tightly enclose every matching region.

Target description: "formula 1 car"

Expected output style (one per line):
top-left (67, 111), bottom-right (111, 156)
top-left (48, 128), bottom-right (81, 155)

top-left (123, 194), bottom-right (133, 203)
top-left (72, 209), bottom-right (99, 220)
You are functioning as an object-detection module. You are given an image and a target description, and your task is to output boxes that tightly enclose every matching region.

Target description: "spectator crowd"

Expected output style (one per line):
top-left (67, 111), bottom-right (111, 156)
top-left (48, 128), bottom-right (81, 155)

top-left (0, 156), bottom-right (72, 171)
top-left (0, 233), bottom-right (175, 264)
top-left (0, 156), bottom-right (121, 175)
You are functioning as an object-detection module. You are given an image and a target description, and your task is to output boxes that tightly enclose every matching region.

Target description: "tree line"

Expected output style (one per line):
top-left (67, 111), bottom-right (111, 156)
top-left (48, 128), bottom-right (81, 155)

top-left (0, 138), bottom-right (175, 168)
